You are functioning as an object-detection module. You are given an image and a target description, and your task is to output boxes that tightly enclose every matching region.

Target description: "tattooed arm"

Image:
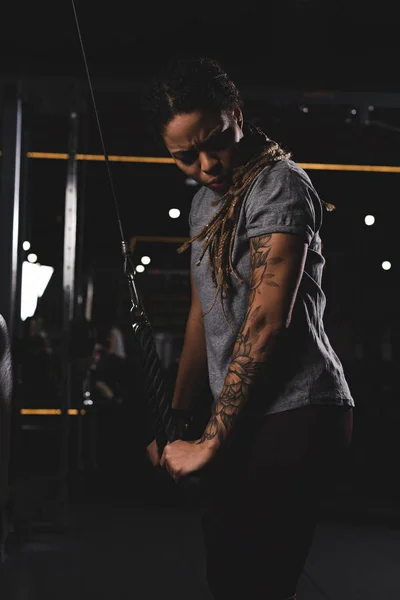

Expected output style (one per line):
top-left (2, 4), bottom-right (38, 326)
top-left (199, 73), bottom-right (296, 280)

top-left (197, 233), bottom-right (308, 450)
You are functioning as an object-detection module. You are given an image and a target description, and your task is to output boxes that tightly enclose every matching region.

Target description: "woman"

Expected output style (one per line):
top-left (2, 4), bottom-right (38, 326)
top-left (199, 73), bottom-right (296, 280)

top-left (146, 57), bottom-right (354, 600)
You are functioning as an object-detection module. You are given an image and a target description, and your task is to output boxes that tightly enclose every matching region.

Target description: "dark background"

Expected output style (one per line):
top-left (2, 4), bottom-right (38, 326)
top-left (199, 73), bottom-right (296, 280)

top-left (0, 0), bottom-right (399, 367)
top-left (1, 0), bottom-right (399, 347)
top-left (1, 0), bottom-right (400, 90)
top-left (0, 0), bottom-right (399, 529)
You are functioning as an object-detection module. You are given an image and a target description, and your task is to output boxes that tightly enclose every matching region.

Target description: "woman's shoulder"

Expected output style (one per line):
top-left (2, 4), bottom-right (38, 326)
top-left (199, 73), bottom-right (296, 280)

top-left (254, 158), bottom-right (313, 188)
top-left (243, 157), bottom-right (322, 237)
top-left (245, 158), bottom-right (316, 204)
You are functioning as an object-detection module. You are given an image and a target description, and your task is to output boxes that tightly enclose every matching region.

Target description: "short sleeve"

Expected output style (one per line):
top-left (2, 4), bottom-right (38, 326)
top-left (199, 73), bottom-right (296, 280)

top-left (244, 161), bottom-right (318, 245)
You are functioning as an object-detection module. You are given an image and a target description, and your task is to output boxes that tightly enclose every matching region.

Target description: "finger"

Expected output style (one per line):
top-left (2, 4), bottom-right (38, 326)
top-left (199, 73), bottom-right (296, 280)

top-left (165, 458), bottom-right (178, 481)
top-left (160, 446), bottom-right (169, 468)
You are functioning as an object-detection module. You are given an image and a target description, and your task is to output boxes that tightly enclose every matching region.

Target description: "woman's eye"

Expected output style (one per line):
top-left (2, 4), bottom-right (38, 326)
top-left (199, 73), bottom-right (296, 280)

top-left (178, 151), bottom-right (198, 165)
top-left (180, 156), bottom-right (196, 165)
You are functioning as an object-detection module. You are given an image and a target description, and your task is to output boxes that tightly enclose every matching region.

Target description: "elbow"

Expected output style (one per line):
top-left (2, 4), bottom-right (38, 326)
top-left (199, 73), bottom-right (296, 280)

top-left (251, 311), bottom-right (288, 339)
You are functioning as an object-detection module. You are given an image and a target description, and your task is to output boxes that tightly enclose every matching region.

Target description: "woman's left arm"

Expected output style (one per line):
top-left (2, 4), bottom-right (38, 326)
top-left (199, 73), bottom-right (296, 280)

top-left (160, 233), bottom-right (308, 481)
top-left (197, 232), bottom-right (308, 451)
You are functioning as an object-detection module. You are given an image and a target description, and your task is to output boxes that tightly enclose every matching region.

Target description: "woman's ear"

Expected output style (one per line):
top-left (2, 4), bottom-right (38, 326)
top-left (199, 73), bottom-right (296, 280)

top-left (234, 107), bottom-right (244, 129)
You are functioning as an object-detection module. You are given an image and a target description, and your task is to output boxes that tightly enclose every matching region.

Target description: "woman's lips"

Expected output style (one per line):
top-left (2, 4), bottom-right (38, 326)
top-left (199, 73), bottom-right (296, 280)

top-left (208, 178), bottom-right (226, 191)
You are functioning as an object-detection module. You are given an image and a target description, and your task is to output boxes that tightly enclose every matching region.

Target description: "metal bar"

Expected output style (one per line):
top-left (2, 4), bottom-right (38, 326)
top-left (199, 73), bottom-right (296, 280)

top-left (57, 110), bottom-right (79, 528)
top-left (74, 158), bottom-right (86, 319)
top-left (85, 272), bottom-right (94, 322)
top-left (63, 112), bottom-right (79, 324)
top-left (0, 86), bottom-right (23, 339)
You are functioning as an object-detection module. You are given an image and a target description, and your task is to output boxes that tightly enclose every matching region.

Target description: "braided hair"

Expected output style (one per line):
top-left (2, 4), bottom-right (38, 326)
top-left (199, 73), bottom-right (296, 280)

top-left (177, 124), bottom-right (294, 323)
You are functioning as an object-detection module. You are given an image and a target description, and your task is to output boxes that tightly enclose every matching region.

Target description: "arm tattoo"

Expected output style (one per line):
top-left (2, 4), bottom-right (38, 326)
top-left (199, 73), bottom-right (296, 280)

top-left (198, 330), bottom-right (265, 445)
top-left (198, 234), bottom-right (284, 446)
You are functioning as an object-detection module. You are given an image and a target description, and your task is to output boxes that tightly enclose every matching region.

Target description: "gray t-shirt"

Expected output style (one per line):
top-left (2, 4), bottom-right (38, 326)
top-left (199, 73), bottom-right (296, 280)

top-left (189, 159), bottom-right (355, 416)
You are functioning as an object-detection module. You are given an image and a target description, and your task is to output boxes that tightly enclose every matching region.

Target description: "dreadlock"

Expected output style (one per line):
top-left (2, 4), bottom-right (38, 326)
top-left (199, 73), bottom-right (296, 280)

top-left (177, 124), bottom-right (335, 326)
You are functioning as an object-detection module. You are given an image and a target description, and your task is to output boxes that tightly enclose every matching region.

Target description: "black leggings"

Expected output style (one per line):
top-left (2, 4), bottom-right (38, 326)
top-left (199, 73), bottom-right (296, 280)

top-left (201, 404), bottom-right (353, 600)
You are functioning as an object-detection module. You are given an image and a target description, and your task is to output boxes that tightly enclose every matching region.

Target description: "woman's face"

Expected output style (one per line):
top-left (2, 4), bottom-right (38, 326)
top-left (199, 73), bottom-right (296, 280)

top-left (163, 109), bottom-right (243, 196)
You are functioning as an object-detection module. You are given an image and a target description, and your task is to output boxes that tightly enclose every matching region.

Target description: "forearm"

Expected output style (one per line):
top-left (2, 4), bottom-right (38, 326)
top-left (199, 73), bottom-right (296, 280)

top-left (171, 306), bottom-right (208, 412)
top-left (197, 232), bottom-right (306, 449)
top-left (197, 324), bottom-right (283, 449)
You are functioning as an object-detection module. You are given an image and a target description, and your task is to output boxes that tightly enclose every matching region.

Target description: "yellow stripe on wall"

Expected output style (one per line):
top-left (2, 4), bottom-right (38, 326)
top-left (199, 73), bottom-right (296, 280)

top-left (20, 408), bottom-right (86, 415)
top-left (10, 152), bottom-right (400, 173)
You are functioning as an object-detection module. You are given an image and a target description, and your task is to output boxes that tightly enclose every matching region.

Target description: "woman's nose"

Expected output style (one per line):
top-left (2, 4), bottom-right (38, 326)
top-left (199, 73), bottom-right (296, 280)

top-left (200, 152), bottom-right (220, 175)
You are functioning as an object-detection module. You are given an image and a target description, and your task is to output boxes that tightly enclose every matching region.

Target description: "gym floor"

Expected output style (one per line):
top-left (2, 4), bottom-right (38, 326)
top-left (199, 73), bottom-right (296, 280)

top-left (1, 458), bottom-right (400, 600)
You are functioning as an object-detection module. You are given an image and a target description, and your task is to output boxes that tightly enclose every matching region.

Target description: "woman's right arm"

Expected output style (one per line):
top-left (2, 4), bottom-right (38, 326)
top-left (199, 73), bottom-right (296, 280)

top-left (171, 273), bottom-right (208, 412)
top-left (146, 273), bottom-right (208, 467)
